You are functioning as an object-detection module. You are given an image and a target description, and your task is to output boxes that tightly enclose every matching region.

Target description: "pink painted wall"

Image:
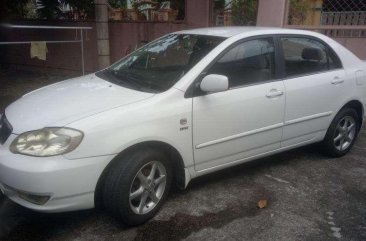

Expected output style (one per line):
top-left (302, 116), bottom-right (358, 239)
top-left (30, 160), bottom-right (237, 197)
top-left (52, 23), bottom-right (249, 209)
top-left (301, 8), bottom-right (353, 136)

top-left (109, 22), bottom-right (188, 63)
top-left (256, 0), bottom-right (287, 27)
top-left (335, 38), bottom-right (366, 60)
top-left (185, 0), bottom-right (213, 27)
top-left (109, 0), bottom-right (213, 63)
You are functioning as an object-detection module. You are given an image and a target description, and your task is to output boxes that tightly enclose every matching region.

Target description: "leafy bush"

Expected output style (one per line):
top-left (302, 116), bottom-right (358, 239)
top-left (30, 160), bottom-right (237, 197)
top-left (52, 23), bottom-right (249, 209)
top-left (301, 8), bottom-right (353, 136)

top-left (288, 0), bottom-right (311, 25)
top-left (231, 0), bottom-right (258, 26)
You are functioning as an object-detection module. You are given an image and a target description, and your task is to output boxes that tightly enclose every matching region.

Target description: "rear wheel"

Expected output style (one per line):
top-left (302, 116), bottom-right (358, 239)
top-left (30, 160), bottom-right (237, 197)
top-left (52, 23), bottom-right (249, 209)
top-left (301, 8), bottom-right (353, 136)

top-left (103, 148), bottom-right (172, 225)
top-left (322, 108), bottom-right (360, 157)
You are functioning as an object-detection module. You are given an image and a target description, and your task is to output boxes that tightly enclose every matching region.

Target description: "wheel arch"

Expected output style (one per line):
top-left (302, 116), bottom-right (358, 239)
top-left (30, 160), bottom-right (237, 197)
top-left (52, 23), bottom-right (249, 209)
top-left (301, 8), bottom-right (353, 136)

top-left (94, 140), bottom-right (187, 208)
top-left (340, 100), bottom-right (364, 128)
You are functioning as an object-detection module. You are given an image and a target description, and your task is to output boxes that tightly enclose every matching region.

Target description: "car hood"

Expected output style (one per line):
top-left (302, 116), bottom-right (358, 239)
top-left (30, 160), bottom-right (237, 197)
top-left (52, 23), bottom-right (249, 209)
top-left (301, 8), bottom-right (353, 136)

top-left (5, 74), bottom-right (154, 134)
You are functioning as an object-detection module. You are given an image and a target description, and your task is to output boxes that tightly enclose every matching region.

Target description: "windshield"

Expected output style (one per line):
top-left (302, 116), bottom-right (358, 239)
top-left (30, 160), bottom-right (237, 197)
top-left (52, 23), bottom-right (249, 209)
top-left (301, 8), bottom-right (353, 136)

top-left (96, 34), bottom-right (226, 93)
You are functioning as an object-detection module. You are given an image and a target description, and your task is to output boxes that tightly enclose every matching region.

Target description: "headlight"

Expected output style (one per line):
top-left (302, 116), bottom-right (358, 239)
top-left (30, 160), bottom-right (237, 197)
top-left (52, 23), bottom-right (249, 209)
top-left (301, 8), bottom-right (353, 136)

top-left (10, 128), bottom-right (83, 157)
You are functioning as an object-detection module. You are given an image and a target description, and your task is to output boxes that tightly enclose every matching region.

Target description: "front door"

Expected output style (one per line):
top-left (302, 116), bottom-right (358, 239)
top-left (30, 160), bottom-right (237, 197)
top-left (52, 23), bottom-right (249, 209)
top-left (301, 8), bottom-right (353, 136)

top-left (192, 37), bottom-right (286, 172)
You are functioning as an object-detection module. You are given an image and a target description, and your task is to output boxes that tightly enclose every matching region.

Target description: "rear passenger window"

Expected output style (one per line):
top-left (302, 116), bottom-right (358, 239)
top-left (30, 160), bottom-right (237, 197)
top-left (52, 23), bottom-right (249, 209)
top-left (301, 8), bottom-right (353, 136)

top-left (280, 37), bottom-right (342, 78)
top-left (207, 38), bottom-right (275, 88)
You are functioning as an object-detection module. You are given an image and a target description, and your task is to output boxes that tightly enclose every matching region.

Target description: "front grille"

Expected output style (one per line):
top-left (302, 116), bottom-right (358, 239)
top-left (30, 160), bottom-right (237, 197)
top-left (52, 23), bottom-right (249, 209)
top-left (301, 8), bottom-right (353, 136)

top-left (0, 114), bottom-right (12, 145)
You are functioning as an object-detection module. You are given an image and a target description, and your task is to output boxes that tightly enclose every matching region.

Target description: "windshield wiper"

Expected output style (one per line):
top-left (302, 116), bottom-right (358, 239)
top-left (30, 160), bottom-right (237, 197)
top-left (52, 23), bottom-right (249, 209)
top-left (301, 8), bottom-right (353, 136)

top-left (115, 69), bottom-right (160, 93)
top-left (103, 68), bottom-right (152, 92)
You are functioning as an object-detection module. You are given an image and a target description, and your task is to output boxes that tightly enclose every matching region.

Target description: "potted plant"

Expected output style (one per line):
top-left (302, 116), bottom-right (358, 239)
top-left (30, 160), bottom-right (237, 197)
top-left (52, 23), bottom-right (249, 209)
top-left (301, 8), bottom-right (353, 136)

top-left (108, 0), bottom-right (126, 21)
top-left (157, 1), bottom-right (178, 22)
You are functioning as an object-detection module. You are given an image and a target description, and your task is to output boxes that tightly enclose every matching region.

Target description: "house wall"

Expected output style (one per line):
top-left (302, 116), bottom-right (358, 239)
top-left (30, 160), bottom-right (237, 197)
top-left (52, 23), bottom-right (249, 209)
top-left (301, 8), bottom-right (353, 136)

top-left (109, 0), bottom-right (212, 63)
top-left (109, 22), bottom-right (187, 63)
top-left (256, 0), bottom-right (287, 27)
top-left (334, 38), bottom-right (366, 60)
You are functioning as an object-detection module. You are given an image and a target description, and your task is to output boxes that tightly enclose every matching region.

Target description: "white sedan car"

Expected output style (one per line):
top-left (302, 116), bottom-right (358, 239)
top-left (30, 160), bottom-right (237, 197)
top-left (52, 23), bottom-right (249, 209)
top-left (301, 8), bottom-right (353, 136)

top-left (0, 27), bottom-right (365, 225)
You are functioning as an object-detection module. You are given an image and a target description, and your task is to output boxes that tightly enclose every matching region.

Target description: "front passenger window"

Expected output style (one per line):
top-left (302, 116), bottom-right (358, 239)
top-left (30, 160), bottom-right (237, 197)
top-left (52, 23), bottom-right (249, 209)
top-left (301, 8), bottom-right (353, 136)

top-left (207, 38), bottom-right (275, 88)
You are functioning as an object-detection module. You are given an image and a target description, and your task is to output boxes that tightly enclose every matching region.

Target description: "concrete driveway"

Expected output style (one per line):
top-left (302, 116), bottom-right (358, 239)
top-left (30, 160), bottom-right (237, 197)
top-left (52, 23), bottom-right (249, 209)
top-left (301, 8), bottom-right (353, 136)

top-left (0, 67), bottom-right (365, 241)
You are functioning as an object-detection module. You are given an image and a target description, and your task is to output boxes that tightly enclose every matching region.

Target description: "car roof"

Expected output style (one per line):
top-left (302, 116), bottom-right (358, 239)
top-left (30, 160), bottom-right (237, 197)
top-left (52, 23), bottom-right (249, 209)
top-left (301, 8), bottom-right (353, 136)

top-left (175, 26), bottom-right (309, 38)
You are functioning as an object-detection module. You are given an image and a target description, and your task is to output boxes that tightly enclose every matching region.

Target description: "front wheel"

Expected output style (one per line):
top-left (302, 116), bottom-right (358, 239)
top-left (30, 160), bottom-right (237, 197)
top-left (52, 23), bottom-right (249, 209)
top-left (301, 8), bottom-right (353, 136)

top-left (322, 108), bottom-right (360, 157)
top-left (103, 149), bottom-right (172, 225)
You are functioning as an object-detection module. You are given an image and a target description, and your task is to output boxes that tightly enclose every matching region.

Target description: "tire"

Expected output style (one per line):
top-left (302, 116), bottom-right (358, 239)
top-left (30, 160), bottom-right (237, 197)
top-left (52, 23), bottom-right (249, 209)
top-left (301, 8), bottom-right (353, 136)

top-left (322, 107), bottom-right (360, 157)
top-left (103, 148), bottom-right (172, 225)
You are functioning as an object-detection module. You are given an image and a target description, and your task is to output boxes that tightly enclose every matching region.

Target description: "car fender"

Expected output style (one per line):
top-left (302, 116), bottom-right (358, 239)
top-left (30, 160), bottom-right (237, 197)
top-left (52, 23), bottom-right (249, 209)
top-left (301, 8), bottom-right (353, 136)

top-left (64, 88), bottom-right (194, 170)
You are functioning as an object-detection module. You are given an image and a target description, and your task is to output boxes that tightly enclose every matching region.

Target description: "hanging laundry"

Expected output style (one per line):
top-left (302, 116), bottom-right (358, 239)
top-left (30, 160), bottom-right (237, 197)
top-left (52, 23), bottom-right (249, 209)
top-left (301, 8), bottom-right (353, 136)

top-left (30, 41), bottom-right (48, 60)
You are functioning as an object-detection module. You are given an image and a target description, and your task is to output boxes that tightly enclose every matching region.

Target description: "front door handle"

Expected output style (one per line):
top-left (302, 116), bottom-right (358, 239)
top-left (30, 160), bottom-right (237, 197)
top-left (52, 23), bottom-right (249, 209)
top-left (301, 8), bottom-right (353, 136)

top-left (331, 77), bottom-right (344, 85)
top-left (266, 89), bottom-right (284, 98)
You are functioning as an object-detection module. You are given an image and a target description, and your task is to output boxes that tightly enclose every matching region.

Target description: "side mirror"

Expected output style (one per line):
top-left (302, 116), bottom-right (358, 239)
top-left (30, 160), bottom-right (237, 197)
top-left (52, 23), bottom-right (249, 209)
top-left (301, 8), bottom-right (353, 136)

top-left (200, 74), bottom-right (229, 93)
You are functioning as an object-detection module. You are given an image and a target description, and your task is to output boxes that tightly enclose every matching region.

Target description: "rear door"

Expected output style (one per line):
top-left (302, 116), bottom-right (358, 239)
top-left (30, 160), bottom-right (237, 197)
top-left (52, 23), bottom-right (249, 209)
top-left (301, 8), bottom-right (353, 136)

top-left (279, 35), bottom-right (345, 147)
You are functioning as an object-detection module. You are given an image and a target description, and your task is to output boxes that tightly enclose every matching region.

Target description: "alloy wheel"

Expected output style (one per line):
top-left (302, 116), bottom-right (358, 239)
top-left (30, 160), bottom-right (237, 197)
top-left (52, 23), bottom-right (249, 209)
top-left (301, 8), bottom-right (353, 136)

top-left (129, 161), bottom-right (167, 215)
top-left (333, 116), bottom-right (356, 151)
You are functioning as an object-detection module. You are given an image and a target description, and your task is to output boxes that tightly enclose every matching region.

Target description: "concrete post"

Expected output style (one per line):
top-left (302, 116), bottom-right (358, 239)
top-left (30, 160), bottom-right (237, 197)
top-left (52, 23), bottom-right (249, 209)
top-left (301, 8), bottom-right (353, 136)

top-left (185, 0), bottom-right (212, 27)
top-left (256, 0), bottom-right (288, 27)
top-left (95, 0), bottom-right (110, 69)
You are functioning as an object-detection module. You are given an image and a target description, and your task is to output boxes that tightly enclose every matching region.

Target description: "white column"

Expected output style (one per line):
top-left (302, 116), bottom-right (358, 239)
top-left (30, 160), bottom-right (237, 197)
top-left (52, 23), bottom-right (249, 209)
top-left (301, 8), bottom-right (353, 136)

top-left (95, 0), bottom-right (110, 69)
top-left (256, 0), bottom-right (288, 27)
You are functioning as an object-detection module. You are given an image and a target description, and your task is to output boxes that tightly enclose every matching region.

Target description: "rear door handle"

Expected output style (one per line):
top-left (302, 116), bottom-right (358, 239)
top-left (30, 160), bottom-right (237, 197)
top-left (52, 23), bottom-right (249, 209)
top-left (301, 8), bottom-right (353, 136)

top-left (266, 89), bottom-right (284, 98)
top-left (331, 77), bottom-right (344, 85)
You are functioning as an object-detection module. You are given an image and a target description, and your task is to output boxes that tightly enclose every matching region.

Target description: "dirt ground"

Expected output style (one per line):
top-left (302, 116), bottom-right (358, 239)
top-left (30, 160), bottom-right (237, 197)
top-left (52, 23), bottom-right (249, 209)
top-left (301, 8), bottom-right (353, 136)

top-left (0, 66), bottom-right (365, 241)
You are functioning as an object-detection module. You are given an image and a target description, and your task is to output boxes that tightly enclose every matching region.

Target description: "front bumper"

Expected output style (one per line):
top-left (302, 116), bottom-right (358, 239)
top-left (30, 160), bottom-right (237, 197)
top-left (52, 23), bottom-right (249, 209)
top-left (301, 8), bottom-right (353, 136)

top-left (0, 134), bottom-right (114, 212)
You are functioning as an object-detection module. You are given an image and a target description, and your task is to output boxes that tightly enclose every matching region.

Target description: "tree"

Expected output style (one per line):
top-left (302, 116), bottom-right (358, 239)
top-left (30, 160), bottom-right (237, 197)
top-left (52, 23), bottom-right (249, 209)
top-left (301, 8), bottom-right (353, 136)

top-left (36, 0), bottom-right (62, 19)
top-left (109, 0), bottom-right (127, 9)
top-left (66, 0), bottom-right (95, 19)
top-left (0, 0), bottom-right (30, 21)
top-left (131, 0), bottom-right (185, 20)
top-left (214, 0), bottom-right (226, 10)
top-left (231, 0), bottom-right (258, 26)
top-left (288, 0), bottom-right (310, 25)
top-left (34, 0), bottom-right (95, 20)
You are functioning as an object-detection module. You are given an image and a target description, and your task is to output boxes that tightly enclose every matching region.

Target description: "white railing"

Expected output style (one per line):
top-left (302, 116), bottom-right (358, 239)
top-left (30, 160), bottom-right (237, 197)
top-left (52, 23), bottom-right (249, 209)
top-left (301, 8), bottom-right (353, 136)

top-left (321, 11), bottom-right (366, 37)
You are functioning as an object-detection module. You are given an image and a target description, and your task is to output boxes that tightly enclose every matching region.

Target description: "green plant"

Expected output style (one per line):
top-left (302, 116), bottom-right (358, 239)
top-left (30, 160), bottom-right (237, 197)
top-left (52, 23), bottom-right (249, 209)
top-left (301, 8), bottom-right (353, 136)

top-left (214, 0), bottom-right (226, 10)
top-left (35, 0), bottom-right (94, 20)
top-left (109, 0), bottom-right (127, 9)
top-left (231, 0), bottom-right (258, 26)
top-left (66, 0), bottom-right (95, 19)
top-left (167, 0), bottom-right (185, 20)
top-left (24, 0), bottom-right (39, 19)
top-left (131, 0), bottom-right (185, 20)
top-left (0, 0), bottom-right (31, 21)
top-left (37, 0), bottom-right (61, 19)
top-left (288, 0), bottom-right (311, 25)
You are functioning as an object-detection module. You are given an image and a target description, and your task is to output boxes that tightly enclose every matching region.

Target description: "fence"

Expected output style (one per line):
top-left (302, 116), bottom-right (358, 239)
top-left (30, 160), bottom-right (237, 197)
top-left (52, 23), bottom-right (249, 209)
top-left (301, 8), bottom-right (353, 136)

top-left (287, 0), bottom-right (366, 38)
top-left (321, 11), bottom-right (366, 37)
top-left (285, 0), bottom-right (366, 59)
